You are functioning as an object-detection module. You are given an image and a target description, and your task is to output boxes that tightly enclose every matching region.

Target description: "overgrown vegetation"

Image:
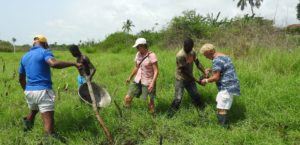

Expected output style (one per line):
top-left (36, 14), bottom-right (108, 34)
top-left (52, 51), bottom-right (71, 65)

top-left (0, 47), bottom-right (299, 144)
top-left (91, 10), bottom-right (298, 53)
top-left (0, 9), bottom-right (299, 144)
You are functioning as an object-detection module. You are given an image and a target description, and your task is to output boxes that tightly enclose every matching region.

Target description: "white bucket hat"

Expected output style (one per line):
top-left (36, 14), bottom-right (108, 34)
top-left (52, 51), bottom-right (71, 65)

top-left (132, 38), bottom-right (147, 48)
top-left (78, 82), bottom-right (111, 108)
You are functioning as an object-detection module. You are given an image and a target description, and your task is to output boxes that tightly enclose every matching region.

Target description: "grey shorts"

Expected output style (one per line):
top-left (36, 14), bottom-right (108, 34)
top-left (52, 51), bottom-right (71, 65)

top-left (127, 82), bottom-right (156, 100)
top-left (24, 90), bottom-right (56, 113)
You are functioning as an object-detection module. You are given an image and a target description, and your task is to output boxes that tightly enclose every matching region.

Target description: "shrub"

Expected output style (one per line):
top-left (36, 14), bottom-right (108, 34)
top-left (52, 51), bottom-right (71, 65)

top-left (0, 40), bottom-right (13, 52)
top-left (97, 32), bottom-right (136, 53)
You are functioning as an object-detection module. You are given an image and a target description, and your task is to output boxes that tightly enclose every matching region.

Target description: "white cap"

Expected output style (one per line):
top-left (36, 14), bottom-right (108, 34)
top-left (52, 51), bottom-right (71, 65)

top-left (133, 38), bottom-right (147, 48)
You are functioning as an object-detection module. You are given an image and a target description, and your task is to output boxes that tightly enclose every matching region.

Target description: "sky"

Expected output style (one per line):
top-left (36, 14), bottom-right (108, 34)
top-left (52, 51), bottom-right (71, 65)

top-left (0, 0), bottom-right (299, 45)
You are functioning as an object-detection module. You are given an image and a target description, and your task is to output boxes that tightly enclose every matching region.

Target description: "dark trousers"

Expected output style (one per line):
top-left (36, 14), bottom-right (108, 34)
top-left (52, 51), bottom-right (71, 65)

top-left (171, 80), bottom-right (203, 110)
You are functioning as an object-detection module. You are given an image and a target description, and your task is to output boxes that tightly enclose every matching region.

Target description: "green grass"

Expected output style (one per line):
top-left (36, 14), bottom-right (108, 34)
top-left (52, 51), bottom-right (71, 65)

top-left (0, 47), bottom-right (299, 145)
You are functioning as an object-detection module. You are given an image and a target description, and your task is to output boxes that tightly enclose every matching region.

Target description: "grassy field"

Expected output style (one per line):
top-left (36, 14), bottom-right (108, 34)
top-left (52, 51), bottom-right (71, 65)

top-left (0, 47), bottom-right (299, 145)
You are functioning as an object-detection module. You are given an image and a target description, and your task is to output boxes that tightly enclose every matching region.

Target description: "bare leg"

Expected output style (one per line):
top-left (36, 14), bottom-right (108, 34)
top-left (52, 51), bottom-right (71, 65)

top-left (23, 110), bottom-right (38, 131)
top-left (148, 98), bottom-right (155, 113)
top-left (217, 109), bottom-right (229, 128)
top-left (124, 95), bottom-right (133, 108)
top-left (26, 110), bottom-right (39, 122)
top-left (41, 111), bottom-right (55, 135)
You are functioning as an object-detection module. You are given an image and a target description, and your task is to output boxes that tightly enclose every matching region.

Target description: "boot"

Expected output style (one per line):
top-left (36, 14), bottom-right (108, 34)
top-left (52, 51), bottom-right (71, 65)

top-left (171, 99), bottom-right (181, 111)
top-left (216, 114), bottom-right (229, 129)
top-left (23, 117), bottom-right (34, 132)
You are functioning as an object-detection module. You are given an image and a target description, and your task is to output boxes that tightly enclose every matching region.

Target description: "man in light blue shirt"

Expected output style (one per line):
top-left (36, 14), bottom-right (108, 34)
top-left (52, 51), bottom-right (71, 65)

top-left (200, 43), bottom-right (240, 128)
top-left (19, 35), bottom-right (81, 136)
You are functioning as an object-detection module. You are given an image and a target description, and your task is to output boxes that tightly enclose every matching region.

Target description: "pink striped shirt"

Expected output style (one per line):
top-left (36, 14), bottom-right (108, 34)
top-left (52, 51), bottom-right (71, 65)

top-left (134, 51), bottom-right (158, 86)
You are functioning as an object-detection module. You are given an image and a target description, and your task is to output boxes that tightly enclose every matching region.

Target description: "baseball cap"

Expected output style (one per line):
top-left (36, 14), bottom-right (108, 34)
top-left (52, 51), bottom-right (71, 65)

top-left (132, 38), bottom-right (147, 48)
top-left (34, 35), bottom-right (47, 43)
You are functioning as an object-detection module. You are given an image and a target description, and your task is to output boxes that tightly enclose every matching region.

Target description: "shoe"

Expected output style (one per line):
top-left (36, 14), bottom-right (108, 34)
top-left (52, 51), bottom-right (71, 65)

top-left (23, 117), bottom-right (34, 132)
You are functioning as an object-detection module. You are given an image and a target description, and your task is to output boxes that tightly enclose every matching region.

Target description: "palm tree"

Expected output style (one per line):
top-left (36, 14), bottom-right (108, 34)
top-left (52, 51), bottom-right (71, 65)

top-left (234, 0), bottom-right (263, 16)
top-left (122, 19), bottom-right (135, 33)
top-left (12, 37), bottom-right (16, 53)
top-left (297, 1), bottom-right (300, 20)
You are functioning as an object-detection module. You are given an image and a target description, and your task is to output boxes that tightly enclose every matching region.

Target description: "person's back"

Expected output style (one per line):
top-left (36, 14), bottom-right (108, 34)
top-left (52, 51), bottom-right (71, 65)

top-left (20, 46), bottom-right (53, 90)
top-left (19, 35), bottom-right (81, 137)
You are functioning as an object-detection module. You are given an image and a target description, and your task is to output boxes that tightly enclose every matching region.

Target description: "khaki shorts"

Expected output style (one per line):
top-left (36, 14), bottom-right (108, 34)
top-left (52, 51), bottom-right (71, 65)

top-left (127, 81), bottom-right (156, 100)
top-left (24, 90), bottom-right (56, 113)
top-left (216, 90), bottom-right (233, 110)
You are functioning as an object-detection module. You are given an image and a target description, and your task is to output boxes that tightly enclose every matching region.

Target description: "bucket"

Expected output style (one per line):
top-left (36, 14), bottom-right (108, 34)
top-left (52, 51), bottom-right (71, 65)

top-left (78, 82), bottom-right (111, 108)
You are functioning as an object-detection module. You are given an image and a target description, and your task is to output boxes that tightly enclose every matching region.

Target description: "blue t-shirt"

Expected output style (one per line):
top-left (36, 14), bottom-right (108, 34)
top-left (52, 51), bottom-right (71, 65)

top-left (212, 56), bottom-right (240, 96)
top-left (19, 46), bottom-right (54, 90)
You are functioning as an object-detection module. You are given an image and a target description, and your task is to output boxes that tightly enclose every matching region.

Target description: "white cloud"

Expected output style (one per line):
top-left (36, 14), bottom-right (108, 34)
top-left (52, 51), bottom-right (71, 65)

top-left (0, 0), bottom-right (298, 44)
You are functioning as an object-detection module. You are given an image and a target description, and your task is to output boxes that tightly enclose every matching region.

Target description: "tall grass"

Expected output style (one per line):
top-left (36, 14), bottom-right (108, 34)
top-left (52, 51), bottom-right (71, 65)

top-left (0, 47), bottom-right (299, 144)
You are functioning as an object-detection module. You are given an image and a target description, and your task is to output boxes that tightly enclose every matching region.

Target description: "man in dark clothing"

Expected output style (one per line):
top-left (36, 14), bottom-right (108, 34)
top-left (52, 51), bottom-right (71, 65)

top-left (171, 38), bottom-right (207, 111)
top-left (69, 44), bottom-right (96, 87)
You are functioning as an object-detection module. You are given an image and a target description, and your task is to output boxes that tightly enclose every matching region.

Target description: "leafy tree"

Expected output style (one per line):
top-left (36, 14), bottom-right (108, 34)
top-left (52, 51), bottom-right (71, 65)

top-left (122, 19), bottom-right (135, 33)
top-left (234, 0), bottom-right (263, 16)
top-left (297, 1), bottom-right (300, 20)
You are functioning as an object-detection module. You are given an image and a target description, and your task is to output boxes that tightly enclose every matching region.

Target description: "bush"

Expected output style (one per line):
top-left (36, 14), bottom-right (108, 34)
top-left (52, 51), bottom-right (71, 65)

top-left (82, 46), bottom-right (97, 54)
top-left (0, 40), bottom-right (13, 52)
top-left (97, 32), bottom-right (136, 53)
top-left (209, 16), bottom-right (296, 57)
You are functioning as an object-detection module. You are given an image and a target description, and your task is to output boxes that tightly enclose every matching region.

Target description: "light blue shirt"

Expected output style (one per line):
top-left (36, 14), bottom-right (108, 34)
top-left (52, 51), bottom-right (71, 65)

top-left (212, 56), bottom-right (240, 96)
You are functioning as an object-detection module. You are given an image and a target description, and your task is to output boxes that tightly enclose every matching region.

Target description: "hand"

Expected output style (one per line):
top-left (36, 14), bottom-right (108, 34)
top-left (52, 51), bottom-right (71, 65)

top-left (125, 77), bottom-right (131, 84)
top-left (200, 79), bottom-right (207, 86)
top-left (205, 68), bottom-right (211, 78)
top-left (75, 63), bottom-right (82, 69)
top-left (148, 83), bottom-right (154, 92)
top-left (196, 79), bottom-right (203, 85)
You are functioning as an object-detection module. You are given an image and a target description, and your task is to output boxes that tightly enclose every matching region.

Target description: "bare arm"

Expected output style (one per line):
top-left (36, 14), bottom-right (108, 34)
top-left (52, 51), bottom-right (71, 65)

top-left (19, 74), bottom-right (26, 91)
top-left (126, 66), bottom-right (138, 84)
top-left (87, 60), bottom-right (96, 81)
top-left (47, 58), bottom-right (78, 69)
top-left (195, 58), bottom-right (206, 75)
top-left (201, 71), bottom-right (220, 85)
top-left (148, 62), bottom-right (158, 92)
top-left (152, 62), bottom-right (158, 84)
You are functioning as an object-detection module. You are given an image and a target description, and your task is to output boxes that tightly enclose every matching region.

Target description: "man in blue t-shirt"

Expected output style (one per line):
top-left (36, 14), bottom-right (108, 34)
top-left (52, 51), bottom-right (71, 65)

top-left (199, 43), bottom-right (240, 128)
top-left (19, 35), bottom-right (81, 135)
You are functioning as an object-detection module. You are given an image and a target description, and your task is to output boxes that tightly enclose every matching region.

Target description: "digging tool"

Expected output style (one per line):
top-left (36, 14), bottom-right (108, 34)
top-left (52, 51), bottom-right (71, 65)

top-left (83, 73), bottom-right (113, 145)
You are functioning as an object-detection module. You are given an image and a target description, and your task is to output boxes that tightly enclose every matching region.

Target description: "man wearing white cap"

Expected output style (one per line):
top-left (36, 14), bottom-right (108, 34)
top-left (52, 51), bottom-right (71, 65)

top-left (19, 35), bottom-right (82, 136)
top-left (124, 38), bottom-right (159, 113)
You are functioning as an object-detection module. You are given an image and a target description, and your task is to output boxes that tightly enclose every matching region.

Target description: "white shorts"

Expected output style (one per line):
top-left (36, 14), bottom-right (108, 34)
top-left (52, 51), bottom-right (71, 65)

top-left (24, 90), bottom-right (56, 113)
top-left (216, 90), bottom-right (233, 110)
